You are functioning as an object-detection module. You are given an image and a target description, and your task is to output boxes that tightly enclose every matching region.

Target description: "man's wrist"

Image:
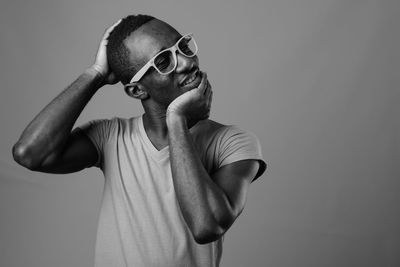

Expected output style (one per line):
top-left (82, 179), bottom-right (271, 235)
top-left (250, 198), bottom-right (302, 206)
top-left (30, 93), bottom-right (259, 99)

top-left (89, 63), bottom-right (107, 76)
top-left (85, 66), bottom-right (107, 86)
top-left (166, 112), bottom-right (188, 130)
top-left (86, 66), bottom-right (103, 77)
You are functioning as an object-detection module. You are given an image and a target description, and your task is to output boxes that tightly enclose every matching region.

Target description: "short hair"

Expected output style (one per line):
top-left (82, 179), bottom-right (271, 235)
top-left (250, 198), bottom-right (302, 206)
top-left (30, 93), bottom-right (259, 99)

top-left (107, 14), bottom-right (155, 84)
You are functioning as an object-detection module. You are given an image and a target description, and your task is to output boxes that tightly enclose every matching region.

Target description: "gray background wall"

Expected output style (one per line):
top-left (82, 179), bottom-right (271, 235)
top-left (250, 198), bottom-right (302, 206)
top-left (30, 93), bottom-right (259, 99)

top-left (1, 0), bottom-right (399, 266)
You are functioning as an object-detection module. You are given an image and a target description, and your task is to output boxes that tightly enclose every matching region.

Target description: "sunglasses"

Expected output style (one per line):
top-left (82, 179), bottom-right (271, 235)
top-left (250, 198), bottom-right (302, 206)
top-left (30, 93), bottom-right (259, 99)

top-left (126, 33), bottom-right (198, 85)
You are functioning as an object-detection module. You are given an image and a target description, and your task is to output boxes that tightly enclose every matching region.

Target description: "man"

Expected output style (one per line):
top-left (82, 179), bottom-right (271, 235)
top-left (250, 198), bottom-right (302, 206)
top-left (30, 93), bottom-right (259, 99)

top-left (13, 14), bottom-right (266, 267)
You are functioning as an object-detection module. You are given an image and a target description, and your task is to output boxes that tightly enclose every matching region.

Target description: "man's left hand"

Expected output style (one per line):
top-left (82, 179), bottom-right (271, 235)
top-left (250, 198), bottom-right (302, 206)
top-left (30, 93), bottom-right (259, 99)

top-left (167, 72), bottom-right (213, 128)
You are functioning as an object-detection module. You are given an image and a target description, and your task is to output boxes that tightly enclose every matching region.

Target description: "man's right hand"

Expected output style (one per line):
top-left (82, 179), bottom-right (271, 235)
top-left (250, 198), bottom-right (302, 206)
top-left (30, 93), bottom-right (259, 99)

top-left (91, 19), bottom-right (122, 85)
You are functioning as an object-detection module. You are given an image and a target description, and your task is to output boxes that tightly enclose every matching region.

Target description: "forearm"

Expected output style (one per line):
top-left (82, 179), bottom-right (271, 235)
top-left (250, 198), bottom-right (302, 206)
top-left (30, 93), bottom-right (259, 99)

top-left (13, 67), bottom-right (104, 169)
top-left (167, 115), bottom-right (235, 243)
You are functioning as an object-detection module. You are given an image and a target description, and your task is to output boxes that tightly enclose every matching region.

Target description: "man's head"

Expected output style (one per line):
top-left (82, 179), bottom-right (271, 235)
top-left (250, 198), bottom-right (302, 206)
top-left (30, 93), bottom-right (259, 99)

top-left (107, 14), bottom-right (202, 107)
top-left (107, 15), bottom-right (155, 84)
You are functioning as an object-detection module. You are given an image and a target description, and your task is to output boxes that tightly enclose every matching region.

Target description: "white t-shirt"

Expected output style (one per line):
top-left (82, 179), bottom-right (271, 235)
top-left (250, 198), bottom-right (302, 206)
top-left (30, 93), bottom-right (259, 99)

top-left (78, 115), bottom-right (266, 267)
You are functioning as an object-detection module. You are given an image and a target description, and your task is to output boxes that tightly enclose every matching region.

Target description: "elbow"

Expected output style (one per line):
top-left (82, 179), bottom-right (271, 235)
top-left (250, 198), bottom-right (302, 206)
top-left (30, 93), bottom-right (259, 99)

top-left (12, 143), bottom-right (41, 170)
top-left (192, 221), bottom-right (228, 245)
top-left (193, 232), bottom-right (223, 245)
top-left (192, 210), bottom-right (238, 244)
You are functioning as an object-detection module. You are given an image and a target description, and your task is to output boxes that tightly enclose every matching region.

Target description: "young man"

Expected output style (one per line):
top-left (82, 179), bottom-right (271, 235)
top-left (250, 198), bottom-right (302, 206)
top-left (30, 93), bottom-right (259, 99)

top-left (13, 14), bottom-right (266, 267)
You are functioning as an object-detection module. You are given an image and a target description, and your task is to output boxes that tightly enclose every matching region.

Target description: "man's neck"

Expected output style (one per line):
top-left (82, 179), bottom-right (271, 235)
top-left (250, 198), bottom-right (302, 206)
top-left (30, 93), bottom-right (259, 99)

top-left (142, 103), bottom-right (170, 150)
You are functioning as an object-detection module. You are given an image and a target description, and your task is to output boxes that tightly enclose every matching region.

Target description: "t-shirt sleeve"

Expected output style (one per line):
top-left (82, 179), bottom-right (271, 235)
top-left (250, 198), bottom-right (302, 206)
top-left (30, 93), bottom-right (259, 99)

top-left (75, 119), bottom-right (114, 168)
top-left (217, 126), bottom-right (267, 182)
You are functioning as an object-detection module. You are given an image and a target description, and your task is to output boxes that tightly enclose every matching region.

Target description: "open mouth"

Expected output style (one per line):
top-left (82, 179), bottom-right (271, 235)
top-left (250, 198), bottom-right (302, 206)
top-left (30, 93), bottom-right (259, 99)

top-left (180, 69), bottom-right (202, 89)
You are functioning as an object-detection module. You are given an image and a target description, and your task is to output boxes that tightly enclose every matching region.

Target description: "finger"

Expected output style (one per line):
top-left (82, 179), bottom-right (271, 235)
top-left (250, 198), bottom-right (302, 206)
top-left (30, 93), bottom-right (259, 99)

top-left (107, 19), bottom-right (122, 33)
top-left (197, 72), bottom-right (208, 94)
top-left (204, 80), bottom-right (212, 97)
top-left (204, 82), bottom-right (212, 108)
top-left (207, 90), bottom-right (213, 108)
top-left (104, 19), bottom-right (122, 40)
top-left (207, 86), bottom-right (213, 101)
top-left (203, 80), bottom-right (210, 95)
top-left (205, 104), bottom-right (211, 119)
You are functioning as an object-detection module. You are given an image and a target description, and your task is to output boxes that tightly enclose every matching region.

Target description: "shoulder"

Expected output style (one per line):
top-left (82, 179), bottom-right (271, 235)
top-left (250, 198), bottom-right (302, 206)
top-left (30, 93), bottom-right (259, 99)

top-left (192, 119), bottom-right (257, 143)
top-left (81, 116), bottom-right (141, 129)
top-left (193, 119), bottom-right (266, 181)
top-left (191, 119), bottom-right (262, 157)
top-left (76, 116), bottom-right (142, 140)
top-left (191, 119), bottom-right (226, 136)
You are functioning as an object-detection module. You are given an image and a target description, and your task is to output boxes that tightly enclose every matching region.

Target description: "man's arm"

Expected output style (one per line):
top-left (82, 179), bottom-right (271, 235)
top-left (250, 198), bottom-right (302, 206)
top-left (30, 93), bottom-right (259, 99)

top-left (166, 73), bottom-right (260, 244)
top-left (12, 20), bottom-right (121, 173)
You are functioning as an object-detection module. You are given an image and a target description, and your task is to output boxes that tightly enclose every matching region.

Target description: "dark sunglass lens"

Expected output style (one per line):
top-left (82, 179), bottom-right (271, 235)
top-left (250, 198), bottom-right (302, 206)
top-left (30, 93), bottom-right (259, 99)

top-left (154, 51), bottom-right (175, 73)
top-left (178, 36), bottom-right (196, 56)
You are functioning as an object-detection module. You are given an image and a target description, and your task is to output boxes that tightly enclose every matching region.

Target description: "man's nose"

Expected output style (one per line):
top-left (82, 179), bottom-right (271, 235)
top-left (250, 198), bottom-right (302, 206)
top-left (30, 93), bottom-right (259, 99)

top-left (175, 52), bottom-right (197, 73)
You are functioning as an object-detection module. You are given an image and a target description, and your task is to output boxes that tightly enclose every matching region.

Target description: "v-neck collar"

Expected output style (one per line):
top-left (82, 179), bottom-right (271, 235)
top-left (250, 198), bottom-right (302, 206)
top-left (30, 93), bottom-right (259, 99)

top-left (137, 115), bottom-right (170, 161)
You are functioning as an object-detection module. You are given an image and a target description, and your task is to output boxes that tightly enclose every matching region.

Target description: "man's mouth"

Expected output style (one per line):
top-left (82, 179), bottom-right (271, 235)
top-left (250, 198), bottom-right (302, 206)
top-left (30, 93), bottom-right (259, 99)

top-left (180, 69), bottom-right (201, 88)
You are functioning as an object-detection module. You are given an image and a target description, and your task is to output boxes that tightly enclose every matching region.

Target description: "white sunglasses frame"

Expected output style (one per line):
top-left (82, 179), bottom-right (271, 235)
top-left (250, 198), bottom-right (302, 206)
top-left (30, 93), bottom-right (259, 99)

top-left (126, 33), bottom-right (198, 85)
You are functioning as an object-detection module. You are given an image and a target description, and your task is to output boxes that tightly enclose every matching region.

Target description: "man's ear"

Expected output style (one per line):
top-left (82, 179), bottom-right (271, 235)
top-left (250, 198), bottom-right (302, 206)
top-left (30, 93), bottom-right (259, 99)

top-left (124, 83), bottom-right (149, 100)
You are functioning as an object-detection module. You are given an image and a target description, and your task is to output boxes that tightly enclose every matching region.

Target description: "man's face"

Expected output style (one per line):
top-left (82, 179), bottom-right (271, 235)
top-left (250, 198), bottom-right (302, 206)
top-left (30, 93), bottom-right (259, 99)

top-left (124, 19), bottom-right (202, 106)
